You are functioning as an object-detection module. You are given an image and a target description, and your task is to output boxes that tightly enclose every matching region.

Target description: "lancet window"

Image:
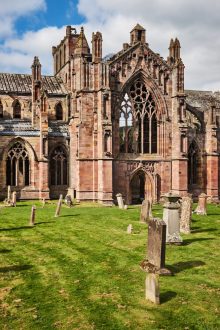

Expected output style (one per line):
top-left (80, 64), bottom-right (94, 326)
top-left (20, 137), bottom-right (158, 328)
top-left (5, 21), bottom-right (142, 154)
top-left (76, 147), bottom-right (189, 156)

top-left (188, 141), bottom-right (199, 185)
top-left (6, 142), bottom-right (30, 186)
top-left (50, 146), bottom-right (67, 185)
top-left (55, 103), bottom-right (63, 120)
top-left (13, 100), bottom-right (21, 119)
top-left (119, 80), bottom-right (157, 154)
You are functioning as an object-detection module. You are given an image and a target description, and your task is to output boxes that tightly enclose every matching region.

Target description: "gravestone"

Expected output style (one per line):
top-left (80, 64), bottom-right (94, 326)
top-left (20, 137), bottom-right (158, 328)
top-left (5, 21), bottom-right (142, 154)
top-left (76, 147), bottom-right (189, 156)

top-left (127, 224), bottom-right (133, 234)
top-left (140, 199), bottom-right (150, 223)
top-left (116, 193), bottom-right (124, 209)
top-left (194, 193), bottom-right (207, 215)
top-left (65, 195), bottom-right (73, 208)
top-left (7, 185), bottom-right (11, 202)
top-left (145, 273), bottom-right (160, 304)
top-left (12, 191), bottom-right (17, 207)
top-left (55, 194), bottom-right (63, 217)
top-left (162, 192), bottom-right (182, 244)
top-left (141, 218), bottom-right (171, 275)
top-left (41, 198), bottom-right (46, 208)
top-left (180, 196), bottom-right (192, 234)
top-left (30, 205), bottom-right (36, 226)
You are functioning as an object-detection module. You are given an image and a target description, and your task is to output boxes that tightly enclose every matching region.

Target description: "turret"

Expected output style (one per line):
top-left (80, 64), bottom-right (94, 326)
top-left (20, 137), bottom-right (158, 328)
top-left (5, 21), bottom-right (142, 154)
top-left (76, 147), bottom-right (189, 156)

top-left (130, 24), bottom-right (146, 45)
top-left (92, 32), bottom-right (102, 63)
top-left (75, 27), bottom-right (90, 55)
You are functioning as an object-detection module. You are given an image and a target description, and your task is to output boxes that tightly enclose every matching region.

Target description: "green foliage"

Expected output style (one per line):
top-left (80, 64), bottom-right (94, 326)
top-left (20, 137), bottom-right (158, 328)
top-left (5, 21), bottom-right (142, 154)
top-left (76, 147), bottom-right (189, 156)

top-left (0, 201), bottom-right (219, 330)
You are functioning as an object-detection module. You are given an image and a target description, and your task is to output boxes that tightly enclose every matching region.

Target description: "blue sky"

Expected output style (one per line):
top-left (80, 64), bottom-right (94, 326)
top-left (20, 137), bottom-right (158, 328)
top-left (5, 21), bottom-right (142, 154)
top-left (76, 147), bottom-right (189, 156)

top-left (0, 0), bottom-right (220, 90)
top-left (14, 1), bottom-right (84, 35)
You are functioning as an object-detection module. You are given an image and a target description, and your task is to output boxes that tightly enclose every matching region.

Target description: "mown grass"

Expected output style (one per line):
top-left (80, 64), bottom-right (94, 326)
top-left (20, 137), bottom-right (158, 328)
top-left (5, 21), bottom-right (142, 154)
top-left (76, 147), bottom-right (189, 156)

top-left (0, 201), bottom-right (219, 330)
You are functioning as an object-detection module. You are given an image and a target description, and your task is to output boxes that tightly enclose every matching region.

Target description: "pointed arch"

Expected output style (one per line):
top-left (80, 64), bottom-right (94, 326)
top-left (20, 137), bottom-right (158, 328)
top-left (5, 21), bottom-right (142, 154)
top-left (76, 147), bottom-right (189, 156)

top-left (55, 102), bottom-right (63, 120)
top-left (13, 100), bottom-right (21, 119)
top-left (188, 140), bottom-right (199, 185)
top-left (50, 145), bottom-right (68, 186)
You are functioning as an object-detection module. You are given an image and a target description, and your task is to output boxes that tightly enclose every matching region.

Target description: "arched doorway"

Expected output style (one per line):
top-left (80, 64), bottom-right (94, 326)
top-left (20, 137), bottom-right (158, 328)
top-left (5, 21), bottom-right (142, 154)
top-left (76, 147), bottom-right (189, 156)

top-left (130, 170), bottom-right (153, 204)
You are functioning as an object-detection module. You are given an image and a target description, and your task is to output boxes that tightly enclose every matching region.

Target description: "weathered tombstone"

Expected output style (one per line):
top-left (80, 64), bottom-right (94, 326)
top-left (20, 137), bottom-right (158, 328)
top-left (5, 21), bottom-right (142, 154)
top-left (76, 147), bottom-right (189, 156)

top-left (145, 273), bottom-right (160, 304)
top-left (116, 193), bottom-right (124, 209)
top-left (55, 194), bottom-right (63, 217)
top-left (124, 205), bottom-right (128, 210)
top-left (141, 218), bottom-right (171, 304)
top-left (140, 199), bottom-right (150, 223)
top-left (127, 224), bottom-right (133, 234)
top-left (30, 205), bottom-right (36, 226)
top-left (7, 185), bottom-right (11, 202)
top-left (41, 198), bottom-right (46, 208)
top-left (180, 196), bottom-right (192, 234)
top-left (162, 192), bottom-right (182, 244)
top-left (65, 195), bottom-right (73, 208)
top-left (149, 198), bottom-right (153, 219)
top-left (12, 191), bottom-right (17, 207)
top-left (194, 193), bottom-right (207, 215)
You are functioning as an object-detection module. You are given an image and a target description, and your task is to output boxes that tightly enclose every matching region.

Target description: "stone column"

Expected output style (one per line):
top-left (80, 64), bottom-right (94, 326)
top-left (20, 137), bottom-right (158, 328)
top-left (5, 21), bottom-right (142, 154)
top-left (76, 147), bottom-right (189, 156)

top-left (162, 192), bottom-right (182, 244)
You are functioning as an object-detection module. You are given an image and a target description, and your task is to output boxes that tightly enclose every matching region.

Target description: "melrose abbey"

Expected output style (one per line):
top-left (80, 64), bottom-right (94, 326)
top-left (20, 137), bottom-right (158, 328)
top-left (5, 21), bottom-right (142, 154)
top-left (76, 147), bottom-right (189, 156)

top-left (0, 24), bottom-right (220, 204)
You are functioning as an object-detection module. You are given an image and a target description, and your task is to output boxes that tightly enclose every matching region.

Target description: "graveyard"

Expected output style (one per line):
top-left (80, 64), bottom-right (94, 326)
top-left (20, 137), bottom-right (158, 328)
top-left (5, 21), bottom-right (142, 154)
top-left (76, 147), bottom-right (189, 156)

top-left (0, 200), bottom-right (219, 330)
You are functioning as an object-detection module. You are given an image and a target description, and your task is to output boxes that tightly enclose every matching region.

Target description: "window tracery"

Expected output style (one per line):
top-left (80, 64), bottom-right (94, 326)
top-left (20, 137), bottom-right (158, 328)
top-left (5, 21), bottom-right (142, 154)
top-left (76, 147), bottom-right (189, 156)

top-left (188, 141), bottom-right (199, 185)
top-left (50, 146), bottom-right (67, 185)
top-left (119, 80), bottom-right (157, 153)
top-left (6, 142), bottom-right (30, 186)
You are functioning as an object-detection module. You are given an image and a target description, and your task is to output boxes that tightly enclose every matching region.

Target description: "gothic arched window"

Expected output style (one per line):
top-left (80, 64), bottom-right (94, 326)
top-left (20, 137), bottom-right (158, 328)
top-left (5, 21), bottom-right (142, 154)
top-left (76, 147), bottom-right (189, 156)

top-left (13, 101), bottom-right (21, 119)
top-left (188, 141), bottom-right (199, 185)
top-left (50, 146), bottom-right (67, 185)
top-left (6, 142), bottom-right (30, 186)
top-left (55, 103), bottom-right (63, 120)
top-left (119, 80), bottom-right (157, 154)
top-left (0, 100), bottom-right (3, 118)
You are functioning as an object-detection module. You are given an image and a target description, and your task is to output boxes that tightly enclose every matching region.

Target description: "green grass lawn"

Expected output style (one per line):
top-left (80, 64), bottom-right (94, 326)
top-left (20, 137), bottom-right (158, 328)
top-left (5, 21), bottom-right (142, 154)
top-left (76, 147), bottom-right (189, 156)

top-left (0, 201), bottom-right (219, 330)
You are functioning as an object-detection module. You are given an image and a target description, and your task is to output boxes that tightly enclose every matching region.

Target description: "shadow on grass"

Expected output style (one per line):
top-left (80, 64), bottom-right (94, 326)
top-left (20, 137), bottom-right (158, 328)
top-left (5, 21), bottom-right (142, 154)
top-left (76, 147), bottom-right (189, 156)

top-left (35, 221), bottom-right (54, 225)
top-left (59, 214), bottom-right (80, 218)
top-left (0, 264), bottom-right (33, 273)
top-left (160, 291), bottom-right (177, 304)
top-left (168, 260), bottom-right (205, 274)
top-left (191, 228), bottom-right (217, 233)
top-left (0, 226), bottom-right (33, 231)
top-left (181, 237), bottom-right (214, 246)
top-left (0, 249), bottom-right (11, 253)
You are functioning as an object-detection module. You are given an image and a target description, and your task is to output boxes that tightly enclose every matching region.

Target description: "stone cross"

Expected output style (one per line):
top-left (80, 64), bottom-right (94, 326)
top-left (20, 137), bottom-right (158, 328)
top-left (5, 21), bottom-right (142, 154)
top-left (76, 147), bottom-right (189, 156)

top-left (194, 193), bottom-right (207, 215)
top-left (55, 194), bottom-right (63, 217)
top-left (140, 199), bottom-right (151, 223)
top-left (30, 205), bottom-right (36, 226)
top-left (12, 191), bottom-right (17, 207)
top-left (180, 196), bottom-right (192, 234)
top-left (127, 224), bottom-right (133, 234)
top-left (116, 193), bottom-right (125, 209)
top-left (7, 185), bottom-right (11, 202)
top-left (162, 192), bottom-right (182, 244)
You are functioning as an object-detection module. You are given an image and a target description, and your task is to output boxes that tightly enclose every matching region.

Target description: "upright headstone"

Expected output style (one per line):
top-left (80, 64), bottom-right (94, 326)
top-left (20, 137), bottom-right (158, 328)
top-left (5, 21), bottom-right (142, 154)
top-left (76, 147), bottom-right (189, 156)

top-left (55, 194), bottom-right (63, 217)
top-left (116, 193), bottom-right (124, 209)
top-left (30, 205), bottom-right (36, 226)
top-left (141, 218), bottom-right (171, 305)
top-left (12, 191), bottom-right (17, 207)
top-left (194, 193), bottom-right (207, 215)
top-left (162, 192), bottom-right (182, 244)
top-left (140, 199), bottom-right (150, 223)
top-left (180, 196), bottom-right (192, 234)
top-left (41, 198), bottom-right (46, 208)
top-left (127, 224), bottom-right (133, 234)
top-left (149, 198), bottom-right (153, 219)
top-left (7, 185), bottom-right (11, 202)
top-left (145, 273), bottom-right (160, 305)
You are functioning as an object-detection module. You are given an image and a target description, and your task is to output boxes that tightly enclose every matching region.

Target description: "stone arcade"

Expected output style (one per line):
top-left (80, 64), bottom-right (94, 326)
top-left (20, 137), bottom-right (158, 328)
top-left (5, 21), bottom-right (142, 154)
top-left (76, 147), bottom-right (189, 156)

top-left (0, 24), bottom-right (220, 204)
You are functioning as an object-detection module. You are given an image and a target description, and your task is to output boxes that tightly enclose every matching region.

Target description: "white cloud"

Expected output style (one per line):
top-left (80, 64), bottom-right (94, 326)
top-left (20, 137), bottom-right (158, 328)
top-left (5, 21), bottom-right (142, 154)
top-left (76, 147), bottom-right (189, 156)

top-left (0, 0), bottom-right (219, 90)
